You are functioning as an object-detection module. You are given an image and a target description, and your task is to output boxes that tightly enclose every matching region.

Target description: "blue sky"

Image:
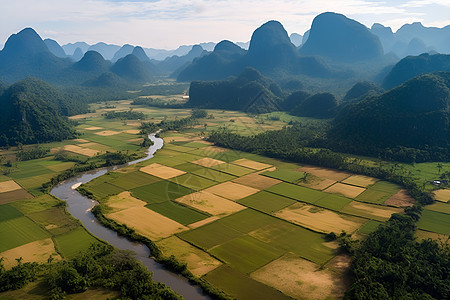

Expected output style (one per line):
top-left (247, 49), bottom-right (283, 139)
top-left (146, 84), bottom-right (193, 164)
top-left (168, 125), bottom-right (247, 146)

top-left (1, 0), bottom-right (449, 49)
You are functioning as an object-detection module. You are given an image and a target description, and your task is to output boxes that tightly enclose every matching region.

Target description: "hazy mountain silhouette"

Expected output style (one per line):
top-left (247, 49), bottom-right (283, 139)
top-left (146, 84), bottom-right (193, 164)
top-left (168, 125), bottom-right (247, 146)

top-left (71, 47), bottom-right (84, 62)
top-left (88, 42), bottom-right (120, 60)
top-left (158, 45), bottom-right (207, 74)
top-left (291, 92), bottom-right (337, 118)
top-left (290, 33), bottom-right (303, 47)
top-left (44, 39), bottom-right (67, 58)
top-left (343, 81), bottom-right (384, 103)
top-left (72, 51), bottom-right (110, 73)
top-left (132, 46), bottom-right (151, 62)
top-left (111, 54), bottom-right (153, 82)
top-left (83, 72), bottom-right (128, 88)
top-left (300, 12), bottom-right (383, 62)
top-left (112, 44), bottom-right (134, 62)
top-left (382, 53), bottom-right (450, 89)
top-left (405, 38), bottom-right (427, 56)
top-left (62, 42), bottom-right (90, 56)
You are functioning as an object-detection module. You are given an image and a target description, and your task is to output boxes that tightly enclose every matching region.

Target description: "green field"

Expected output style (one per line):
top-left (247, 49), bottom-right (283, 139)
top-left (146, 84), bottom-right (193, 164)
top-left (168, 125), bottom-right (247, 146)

top-left (356, 189), bottom-right (392, 204)
top-left (262, 169), bottom-right (306, 183)
top-left (54, 228), bottom-right (99, 259)
top-left (131, 181), bottom-right (194, 203)
top-left (267, 182), bottom-right (324, 204)
top-left (145, 201), bottom-right (209, 225)
top-left (109, 171), bottom-right (161, 190)
top-left (0, 204), bottom-right (24, 222)
top-left (28, 207), bottom-right (79, 236)
top-left (210, 163), bottom-right (254, 177)
top-left (358, 220), bottom-right (383, 235)
top-left (424, 202), bottom-right (450, 215)
top-left (172, 162), bottom-right (204, 173)
top-left (10, 194), bottom-right (61, 214)
top-left (192, 167), bottom-right (237, 182)
top-left (83, 182), bottom-right (125, 200)
top-left (210, 235), bottom-right (284, 274)
top-left (417, 210), bottom-right (450, 236)
top-left (0, 216), bottom-right (50, 252)
top-left (237, 191), bottom-right (296, 213)
top-left (217, 209), bottom-right (281, 234)
top-left (204, 266), bottom-right (290, 300)
top-left (314, 194), bottom-right (353, 211)
top-left (168, 173), bottom-right (217, 190)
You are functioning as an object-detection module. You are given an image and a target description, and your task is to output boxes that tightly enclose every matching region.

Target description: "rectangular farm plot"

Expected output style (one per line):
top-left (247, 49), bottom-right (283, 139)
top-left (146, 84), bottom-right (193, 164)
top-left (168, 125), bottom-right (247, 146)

top-left (298, 175), bottom-right (336, 191)
top-left (106, 191), bottom-right (147, 213)
top-left (356, 189), bottom-right (392, 205)
top-left (54, 228), bottom-right (99, 259)
top-left (178, 221), bottom-right (243, 250)
top-left (131, 181), bottom-right (194, 204)
top-left (210, 163), bottom-right (255, 177)
top-left (266, 182), bottom-right (324, 204)
top-left (0, 204), bottom-right (24, 222)
top-left (95, 130), bottom-right (121, 136)
top-left (324, 183), bottom-right (366, 198)
top-left (369, 181), bottom-right (401, 194)
top-left (342, 175), bottom-right (378, 187)
top-left (0, 216), bottom-right (50, 252)
top-left (175, 191), bottom-right (245, 216)
top-left (188, 216), bottom-right (220, 229)
top-left (107, 206), bottom-right (188, 240)
top-left (62, 145), bottom-right (99, 157)
top-left (28, 207), bottom-right (79, 236)
top-left (432, 189), bottom-right (450, 202)
top-left (205, 265), bottom-right (291, 300)
top-left (231, 158), bottom-right (272, 170)
top-left (173, 162), bottom-right (203, 173)
top-left (341, 201), bottom-right (402, 222)
top-left (210, 235), bottom-right (284, 274)
top-left (0, 180), bottom-right (22, 193)
top-left (358, 220), bottom-right (383, 235)
top-left (237, 191), bottom-right (296, 214)
top-left (417, 210), bottom-right (450, 236)
top-left (262, 169), bottom-right (307, 184)
top-left (192, 167), bottom-right (237, 182)
top-left (83, 182), bottom-right (125, 200)
top-left (156, 236), bottom-right (222, 277)
top-left (232, 173), bottom-right (282, 190)
top-left (275, 203), bottom-right (366, 234)
top-left (109, 171), bottom-right (161, 190)
top-left (218, 209), bottom-right (282, 234)
top-left (296, 166), bottom-right (351, 181)
top-left (191, 157), bottom-right (226, 167)
top-left (314, 194), bottom-right (353, 211)
top-left (169, 173), bottom-right (217, 191)
top-left (10, 194), bottom-right (61, 214)
top-left (424, 202), bottom-right (450, 215)
top-left (384, 189), bottom-right (415, 207)
top-left (140, 163), bottom-right (186, 179)
top-left (145, 201), bottom-right (209, 225)
top-left (204, 181), bottom-right (259, 201)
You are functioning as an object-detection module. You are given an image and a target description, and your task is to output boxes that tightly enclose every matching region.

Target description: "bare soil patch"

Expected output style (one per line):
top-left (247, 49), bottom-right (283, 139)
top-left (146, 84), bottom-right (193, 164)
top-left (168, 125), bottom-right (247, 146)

top-left (298, 175), bottom-right (336, 190)
top-left (232, 173), bottom-right (281, 189)
top-left (204, 181), bottom-right (260, 201)
top-left (175, 191), bottom-right (246, 216)
top-left (107, 206), bottom-right (188, 240)
top-left (342, 175), bottom-right (378, 187)
top-left (63, 145), bottom-right (99, 157)
top-left (324, 183), bottom-right (366, 198)
top-left (232, 158), bottom-right (272, 170)
top-left (384, 189), bottom-right (415, 207)
top-left (0, 190), bottom-right (33, 204)
top-left (0, 238), bottom-right (61, 269)
top-left (275, 203), bottom-right (365, 234)
top-left (296, 166), bottom-right (351, 181)
top-left (433, 189), bottom-right (450, 202)
top-left (84, 126), bottom-right (103, 130)
top-left (344, 201), bottom-right (402, 219)
top-left (192, 157), bottom-right (226, 167)
top-left (0, 180), bottom-right (22, 193)
top-left (156, 236), bottom-right (222, 277)
top-left (251, 253), bottom-right (347, 300)
top-left (73, 138), bottom-right (90, 143)
top-left (140, 163), bottom-right (186, 179)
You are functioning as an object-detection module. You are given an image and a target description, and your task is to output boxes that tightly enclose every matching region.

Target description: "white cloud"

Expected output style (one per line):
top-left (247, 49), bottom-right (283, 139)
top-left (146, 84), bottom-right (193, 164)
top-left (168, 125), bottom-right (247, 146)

top-left (0, 0), bottom-right (448, 49)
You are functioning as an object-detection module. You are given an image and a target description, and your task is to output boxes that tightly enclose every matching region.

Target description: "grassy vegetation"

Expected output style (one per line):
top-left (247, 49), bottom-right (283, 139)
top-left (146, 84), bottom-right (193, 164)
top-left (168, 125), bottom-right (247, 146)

top-left (53, 228), bottom-right (99, 259)
top-left (262, 169), bottom-right (307, 183)
top-left (131, 181), bottom-right (194, 204)
top-left (237, 191), bottom-right (296, 213)
top-left (0, 204), bottom-right (24, 222)
top-left (145, 202), bottom-right (209, 225)
top-left (267, 182), bottom-right (325, 204)
top-left (416, 210), bottom-right (450, 236)
top-left (0, 217), bottom-right (50, 252)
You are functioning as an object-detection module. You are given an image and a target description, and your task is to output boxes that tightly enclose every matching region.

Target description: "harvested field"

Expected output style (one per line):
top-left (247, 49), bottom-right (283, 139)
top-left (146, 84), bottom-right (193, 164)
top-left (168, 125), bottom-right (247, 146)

top-left (73, 138), bottom-right (90, 143)
top-left (0, 238), bottom-right (61, 269)
top-left (164, 136), bottom-right (191, 142)
top-left (156, 236), bottom-right (221, 276)
top-left (63, 145), bottom-right (99, 157)
top-left (296, 166), bottom-right (351, 181)
top-left (204, 182), bottom-right (259, 201)
top-left (324, 183), bottom-right (366, 198)
top-left (341, 201), bottom-right (402, 221)
top-left (84, 126), bottom-right (103, 130)
top-left (275, 203), bottom-right (365, 234)
top-left (384, 189), bottom-right (415, 207)
top-left (107, 206), bottom-right (188, 240)
top-left (298, 175), bottom-right (336, 190)
top-left (175, 191), bottom-right (245, 216)
top-left (106, 191), bottom-right (147, 213)
top-left (191, 157), bottom-right (226, 167)
top-left (145, 201), bottom-right (209, 225)
top-left (251, 253), bottom-right (347, 300)
top-left (342, 175), bottom-right (378, 187)
top-left (140, 163), bottom-right (186, 179)
top-left (122, 129), bottom-right (140, 134)
top-left (232, 173), bottom-right (282, 190)
top-left (0, 180), bottom-right (22, 193)
top-left (188, 216), bottom-right (220, 229)
top-left (95, 130), bottom-right (121, 136)
top-left (231, 158), bottom-right (272, 170)
top-left (46, 162), bottom-right (75, 172)
top-left (210, 235), bottom-right (284, 274)
top-left (238, 191), bottom-right (296, 214)
top-left (415, 229), bottom-right (449, 242)
top-left (433, 189), bottom-right (450, 202)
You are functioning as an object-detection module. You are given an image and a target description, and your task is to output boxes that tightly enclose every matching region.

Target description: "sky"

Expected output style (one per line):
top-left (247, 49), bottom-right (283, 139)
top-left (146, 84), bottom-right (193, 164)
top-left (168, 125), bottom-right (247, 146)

top-left (0, 0), bottom-right (449, 49)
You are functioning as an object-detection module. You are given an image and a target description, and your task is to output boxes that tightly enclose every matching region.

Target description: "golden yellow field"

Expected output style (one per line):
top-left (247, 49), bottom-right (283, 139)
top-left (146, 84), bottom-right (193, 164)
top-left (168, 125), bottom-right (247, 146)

top-left (191, 157), bottom-right (226, 167)
top-left (156, 236), bottom-right (222, 276)
top-left (62, 145), bottom-right (99, 157)
top-left (0, 238), bottom-right (61, 269)
top-left (73, 138), bottom-right (90, 143)
top-left (251, 253), bottom-right (346, 300)
top-left (106, 191), bottom-right (147, 213)
top-left (433, 189), bottom-right (450, 202)
top-left (95, 130), bottom-right (121, 136)
top-left (324, 183), bottom-right (366, 198)
top-left (231, 158), bottom-right (272, 170)
top-left (204, 181), bottom-right (259, 201)
top-left (232, 173), bottom-right (281, 189)
top-left (107, 207), bottom-right (188, 240)
top-left (275, 203), bottom-right (365, 234)
top-left (0, 180), bottom-right (22, 193)
top-left (84, 126), bottom-right (103, 130)
top-left (122, 129), bottom-right (140, 134)
top-left (297, 166), bottom-right (351, 181)
top-left (188, 216), bottom-right (220, 229)
top-left (175, 191), bottom-right (246, 216)
top-left (342, 175), bottom-right (378, 187)
top-left (344, 202), bottom-right (402, 219)
top-left (140, 163), bottom-right (186, 179)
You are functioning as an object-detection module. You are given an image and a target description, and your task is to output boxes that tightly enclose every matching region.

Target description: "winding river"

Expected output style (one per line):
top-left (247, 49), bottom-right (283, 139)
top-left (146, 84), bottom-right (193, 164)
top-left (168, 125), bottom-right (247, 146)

top-left (50, 134), bottom-right (209, 299)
